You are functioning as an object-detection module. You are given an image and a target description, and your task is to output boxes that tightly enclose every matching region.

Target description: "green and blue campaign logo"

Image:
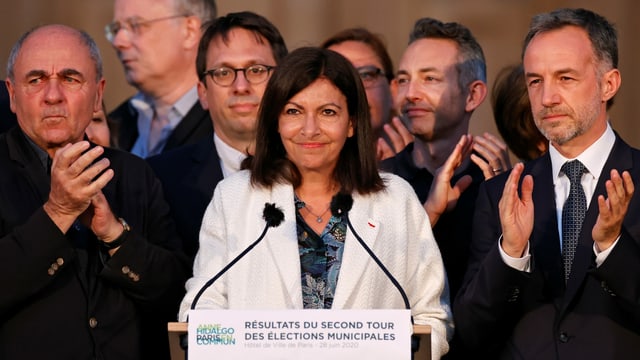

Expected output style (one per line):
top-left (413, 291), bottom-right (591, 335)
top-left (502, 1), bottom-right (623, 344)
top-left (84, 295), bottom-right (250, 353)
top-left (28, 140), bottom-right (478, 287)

top-left (196, 323), bottom-right (236, 346)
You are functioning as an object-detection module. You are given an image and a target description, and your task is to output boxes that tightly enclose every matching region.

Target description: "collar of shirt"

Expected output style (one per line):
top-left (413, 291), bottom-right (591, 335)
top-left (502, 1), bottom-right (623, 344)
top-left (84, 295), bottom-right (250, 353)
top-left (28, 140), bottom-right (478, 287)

top-left (549, 121), bottom-right (616, 199)
top-left (21, 129), bottom-right (50, 172)
top-left (129, 86), bottom-right (199, 158)
top-left (213, 132), bottom-right (247, 178)
top-left (550, 122), bottom-right (616, 248)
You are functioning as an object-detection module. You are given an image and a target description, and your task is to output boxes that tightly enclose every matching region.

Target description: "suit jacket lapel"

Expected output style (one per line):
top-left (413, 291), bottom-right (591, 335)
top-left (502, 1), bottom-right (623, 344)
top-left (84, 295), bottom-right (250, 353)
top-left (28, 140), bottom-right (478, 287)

top-left (4, 128), bottom-right (94, 303)
top-left (165, 102), bottom-right (210, 150)
top-left (333, 194), bottom-right (381, 308)
top-left (529, 155), bottom-right (565, 299)
top-left (562, 136), bottom-right (633, 308)
top-left (6, 127), bottom-right (50, 203)
top-left (186, 139), bottom-right (223, 201)
top-left (110, 101), bottom-right (138, 151)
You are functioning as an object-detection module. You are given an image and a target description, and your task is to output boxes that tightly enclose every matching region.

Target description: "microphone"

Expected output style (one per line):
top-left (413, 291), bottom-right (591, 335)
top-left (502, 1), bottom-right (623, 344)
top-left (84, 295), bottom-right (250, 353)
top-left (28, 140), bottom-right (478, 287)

top-left (181, 203), bottom-right (284, 352)
top-left (331, 193), bottom-right (420, 354)
top-left (330, 193), bottom-right (412, 315)
top-left (189, 202), bottom-right (285, 310)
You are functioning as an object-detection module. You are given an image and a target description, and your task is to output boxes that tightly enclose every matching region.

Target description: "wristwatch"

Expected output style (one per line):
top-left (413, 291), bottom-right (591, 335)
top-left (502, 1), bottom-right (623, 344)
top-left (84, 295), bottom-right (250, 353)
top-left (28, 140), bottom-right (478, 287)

top-left (100, 217), bottom-right (130, 250)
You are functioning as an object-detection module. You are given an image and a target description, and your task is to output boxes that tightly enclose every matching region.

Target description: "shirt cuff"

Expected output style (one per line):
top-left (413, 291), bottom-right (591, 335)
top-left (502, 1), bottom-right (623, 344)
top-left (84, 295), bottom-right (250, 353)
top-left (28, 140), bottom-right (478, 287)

top-left (498, 235), bottom-right (531, 272)
top-left (593, 235), bottom-right (621, 267)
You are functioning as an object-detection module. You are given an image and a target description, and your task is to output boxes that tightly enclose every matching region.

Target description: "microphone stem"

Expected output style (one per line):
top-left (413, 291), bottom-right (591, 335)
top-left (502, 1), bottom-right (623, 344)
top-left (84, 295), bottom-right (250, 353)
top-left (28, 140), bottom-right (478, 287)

top-left (346, 217), bottom-right (414, 324)
top-left (190, 223), bottom-right (270, 310)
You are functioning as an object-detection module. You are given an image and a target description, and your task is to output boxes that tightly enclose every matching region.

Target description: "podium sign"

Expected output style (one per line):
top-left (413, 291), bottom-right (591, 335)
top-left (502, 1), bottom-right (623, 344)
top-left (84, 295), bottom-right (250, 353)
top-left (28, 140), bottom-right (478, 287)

top-left (188, 309), bottom-right (411, 360)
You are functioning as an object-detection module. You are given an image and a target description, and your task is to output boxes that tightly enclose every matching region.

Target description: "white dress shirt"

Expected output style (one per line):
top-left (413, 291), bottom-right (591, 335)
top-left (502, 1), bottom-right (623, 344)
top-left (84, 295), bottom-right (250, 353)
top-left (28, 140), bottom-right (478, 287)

top-left (213, 133), bottom-right (247, 178)
top-left (501, 123), bottom-right (619, 270)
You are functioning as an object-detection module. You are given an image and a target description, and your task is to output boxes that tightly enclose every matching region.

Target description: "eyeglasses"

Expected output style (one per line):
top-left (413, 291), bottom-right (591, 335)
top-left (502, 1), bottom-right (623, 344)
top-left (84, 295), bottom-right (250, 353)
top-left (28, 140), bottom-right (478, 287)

top-left (202, 65), bottom-right (275, 87)
top-left (104, 14), bottom-right (188, 43)
top-left (357, 65), bottom-right (386, 88)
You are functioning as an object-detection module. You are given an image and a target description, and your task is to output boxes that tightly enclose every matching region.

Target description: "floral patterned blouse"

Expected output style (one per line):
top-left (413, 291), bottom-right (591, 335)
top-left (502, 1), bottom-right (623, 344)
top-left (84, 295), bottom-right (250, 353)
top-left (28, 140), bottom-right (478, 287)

top-left (295, 196), bottom-right (347, 309)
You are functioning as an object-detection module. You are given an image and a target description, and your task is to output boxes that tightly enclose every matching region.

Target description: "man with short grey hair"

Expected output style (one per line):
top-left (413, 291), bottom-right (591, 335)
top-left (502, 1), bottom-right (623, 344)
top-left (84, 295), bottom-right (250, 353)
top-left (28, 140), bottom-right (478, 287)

top-left (455, 8), bottom-right (640, 358)
top-left (107, 0), bottom-right (217, 157)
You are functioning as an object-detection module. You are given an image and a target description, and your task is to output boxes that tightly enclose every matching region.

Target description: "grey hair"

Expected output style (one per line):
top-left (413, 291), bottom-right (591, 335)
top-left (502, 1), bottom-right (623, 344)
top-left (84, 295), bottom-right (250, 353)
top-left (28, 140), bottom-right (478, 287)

top-left (522, 8), bottom-right (618, 108)
top-left (522, 8), bottom-right (617, 70)
top-left (6, 25), bottom-right (103, 82)
top-left (173, 0), bottom-right (217, 22)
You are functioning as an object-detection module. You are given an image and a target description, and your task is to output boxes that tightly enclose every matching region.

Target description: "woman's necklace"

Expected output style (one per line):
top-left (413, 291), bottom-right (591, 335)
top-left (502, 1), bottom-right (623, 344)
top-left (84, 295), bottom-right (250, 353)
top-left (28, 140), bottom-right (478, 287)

top-left (303, 203), bottom-right (331, 223)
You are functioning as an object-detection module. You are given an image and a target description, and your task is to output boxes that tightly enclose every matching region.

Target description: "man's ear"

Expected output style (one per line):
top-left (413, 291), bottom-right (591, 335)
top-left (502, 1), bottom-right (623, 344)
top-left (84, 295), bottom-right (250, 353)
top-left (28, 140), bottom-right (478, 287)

top-left (183, 16), bottom-right (202, 50)
top-left (197, 80), bottom-right (209, 110)
top-left (94, 78), bottom-right (106, 113)
top-left (5, 78), bottom-right (16, 113)
top-left (390, 78), bottom-right (402, 113)
top-left (465, 80), bottom-right (487, 112)
top-left (601, 68), bottom-right (621, 102)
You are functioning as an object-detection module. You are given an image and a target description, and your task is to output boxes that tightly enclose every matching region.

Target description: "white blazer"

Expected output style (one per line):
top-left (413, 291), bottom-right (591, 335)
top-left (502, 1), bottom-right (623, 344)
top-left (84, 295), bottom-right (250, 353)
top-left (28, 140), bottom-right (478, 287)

top-left (180, 171), bottom-right (453, 359)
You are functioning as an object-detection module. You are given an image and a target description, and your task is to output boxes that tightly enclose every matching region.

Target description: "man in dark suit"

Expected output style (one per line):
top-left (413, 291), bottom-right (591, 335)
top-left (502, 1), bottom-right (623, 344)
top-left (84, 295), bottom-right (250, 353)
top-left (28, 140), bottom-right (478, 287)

top-left (0, 24), bottom-right (189, 359)
top-left (106, 0), bottom-right (217, 158)
top-left (454, 8), bottom-right (640, 359)
top-left (147, 12), bottom-right (288, 260)
top-left (109, 95), bottom-right (212, 155)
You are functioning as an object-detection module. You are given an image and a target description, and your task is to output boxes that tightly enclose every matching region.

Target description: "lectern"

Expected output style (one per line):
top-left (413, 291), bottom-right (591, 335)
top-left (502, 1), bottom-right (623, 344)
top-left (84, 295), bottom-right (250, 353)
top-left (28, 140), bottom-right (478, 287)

top-left (168, 322), bottom-right (431, 360)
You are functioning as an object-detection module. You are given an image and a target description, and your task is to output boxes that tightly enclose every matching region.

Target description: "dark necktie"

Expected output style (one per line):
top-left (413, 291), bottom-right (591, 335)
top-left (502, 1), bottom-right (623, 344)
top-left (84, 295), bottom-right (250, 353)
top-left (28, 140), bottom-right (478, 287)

top-left (561, 160), bottom-right (587, 281)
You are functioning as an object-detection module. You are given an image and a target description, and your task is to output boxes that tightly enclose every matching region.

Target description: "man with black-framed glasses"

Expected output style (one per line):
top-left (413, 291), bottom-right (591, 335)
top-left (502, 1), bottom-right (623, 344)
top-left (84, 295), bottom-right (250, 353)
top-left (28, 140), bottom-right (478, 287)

top-left (147, 11), bottom-right (288, 261)
top-left (107, 0), bottom-right (217, 158)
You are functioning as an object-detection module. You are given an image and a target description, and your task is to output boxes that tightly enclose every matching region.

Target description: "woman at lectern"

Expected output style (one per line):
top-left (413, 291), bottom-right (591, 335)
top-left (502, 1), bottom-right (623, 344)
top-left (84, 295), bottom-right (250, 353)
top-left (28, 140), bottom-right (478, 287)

top-left (179, 47), bottom-right (453, 359)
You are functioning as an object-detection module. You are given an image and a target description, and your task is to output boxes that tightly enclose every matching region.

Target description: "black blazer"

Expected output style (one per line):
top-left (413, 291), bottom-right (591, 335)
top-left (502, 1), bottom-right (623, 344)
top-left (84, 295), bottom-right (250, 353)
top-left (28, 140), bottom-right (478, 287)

top-left (109, 97), bottom-right (213, 153)
top-left (147, 137), bottom-right (224, 260)
top-left (0, 127), bottom-right (190, 360)
top-left (0, 80), bottom-right (17, 134)
top-left (454, 136), bottom-right (640, 359)
top-left (388, 142), bottom-right (484, 300)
